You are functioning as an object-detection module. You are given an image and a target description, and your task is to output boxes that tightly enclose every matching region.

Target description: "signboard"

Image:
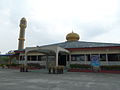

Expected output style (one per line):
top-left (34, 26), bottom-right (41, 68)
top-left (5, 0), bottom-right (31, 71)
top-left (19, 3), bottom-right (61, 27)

top-left (90, 55), bottom-right (100, 66)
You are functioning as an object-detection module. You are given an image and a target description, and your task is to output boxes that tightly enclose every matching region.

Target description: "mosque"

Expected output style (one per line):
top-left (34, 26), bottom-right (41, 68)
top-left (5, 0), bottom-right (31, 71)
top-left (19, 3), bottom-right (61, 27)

top-left (15, 18), bottom-right (120, 68)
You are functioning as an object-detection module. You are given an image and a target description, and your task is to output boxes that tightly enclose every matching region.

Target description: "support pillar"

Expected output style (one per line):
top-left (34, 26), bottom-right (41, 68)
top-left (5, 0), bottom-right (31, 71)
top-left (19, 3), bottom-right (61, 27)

top-left (46, 56), bottom-right (48, 68)
top-left (99, 54), bottom-right (100, 64)
top-left (66, 55), bottom-right (68, 65)
top-left (18, 55), bottom-right (20, 64)
top-left (84, 54), bottom-right (87, 64)
top-left (56, 51), bottom-right (58, 67)
top-left (106, 54), bottom-right (108, 65)
top-left (24, 52), bottom-right (27, 65)
top-left (36, 55), bottom-right (38, 61)
top-left (23, 51), bottom-right (28, 72)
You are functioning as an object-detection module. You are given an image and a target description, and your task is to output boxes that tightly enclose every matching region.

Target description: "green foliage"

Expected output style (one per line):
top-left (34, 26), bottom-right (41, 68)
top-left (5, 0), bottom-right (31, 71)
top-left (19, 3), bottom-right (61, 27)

top-left (70, 64), bottom-right (120, 70)
top-left (0, 63), bottom-right (20, 67)
top-left (70, 64), bottom-right (91, 69)
top-left (101, 65), bottom-right (120, 70)
top-left (6, 50), bottom-right (15, 54)
top-left (0, 56), bottom-right (9, 61)
top-left (9, 63), bottom-right (20, 66)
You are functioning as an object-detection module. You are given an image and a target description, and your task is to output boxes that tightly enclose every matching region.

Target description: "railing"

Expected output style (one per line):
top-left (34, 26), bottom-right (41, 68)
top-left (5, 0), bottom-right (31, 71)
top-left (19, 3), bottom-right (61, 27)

top-left (70, 61), bottom-right (120, 65)
top-left (19, 60), bottom-right (46, 65)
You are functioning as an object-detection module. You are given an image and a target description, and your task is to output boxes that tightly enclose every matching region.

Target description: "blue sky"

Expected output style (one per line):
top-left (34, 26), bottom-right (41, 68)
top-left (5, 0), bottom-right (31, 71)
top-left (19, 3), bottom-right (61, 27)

top-left (0, 0), bottom-right (120, 54)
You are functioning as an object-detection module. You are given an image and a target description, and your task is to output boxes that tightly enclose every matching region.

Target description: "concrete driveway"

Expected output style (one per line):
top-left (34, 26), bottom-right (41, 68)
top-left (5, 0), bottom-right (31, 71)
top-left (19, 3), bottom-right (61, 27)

top-left (0, 69), bottom-right (120, 90)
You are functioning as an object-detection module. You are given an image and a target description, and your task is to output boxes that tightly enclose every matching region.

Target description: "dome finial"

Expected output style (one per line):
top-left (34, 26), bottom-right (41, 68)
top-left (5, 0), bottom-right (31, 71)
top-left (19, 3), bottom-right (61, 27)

top-left (66, 31), bottom-right (80, 41)
top-left (72, 30), bottom-right (73, 33)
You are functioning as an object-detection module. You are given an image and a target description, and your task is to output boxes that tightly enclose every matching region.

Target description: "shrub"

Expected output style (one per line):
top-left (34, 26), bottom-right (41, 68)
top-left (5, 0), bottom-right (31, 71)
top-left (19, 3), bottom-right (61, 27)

top-left (70, 64), bottom-right (91, 69)
top-left (70, 64), bottom-right (120, 71)
top-left (0, 63), bottom-right (20, 67)
top-left (101, 65), bottom-right (120, 70)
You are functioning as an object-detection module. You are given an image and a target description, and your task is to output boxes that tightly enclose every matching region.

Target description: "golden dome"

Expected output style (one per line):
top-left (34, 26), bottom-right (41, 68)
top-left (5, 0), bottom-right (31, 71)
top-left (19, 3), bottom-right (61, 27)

top-left (66, 31), bottom-right (80, 41)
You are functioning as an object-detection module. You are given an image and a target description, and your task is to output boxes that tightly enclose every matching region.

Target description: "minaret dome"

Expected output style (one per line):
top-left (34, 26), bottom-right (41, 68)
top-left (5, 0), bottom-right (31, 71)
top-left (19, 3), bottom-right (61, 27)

top-left (66, 31), bottom-right (80, 41)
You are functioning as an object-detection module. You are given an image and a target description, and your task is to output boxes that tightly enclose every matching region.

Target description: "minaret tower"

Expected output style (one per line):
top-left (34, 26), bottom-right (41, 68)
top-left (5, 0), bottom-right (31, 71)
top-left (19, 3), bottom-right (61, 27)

top-left (18, 17), bottom-right (27, 50)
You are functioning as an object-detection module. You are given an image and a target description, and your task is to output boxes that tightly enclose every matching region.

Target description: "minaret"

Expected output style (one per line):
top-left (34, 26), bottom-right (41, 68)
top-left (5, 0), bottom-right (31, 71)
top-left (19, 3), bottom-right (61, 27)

top-left (18, 17), bottom-right (27, 50)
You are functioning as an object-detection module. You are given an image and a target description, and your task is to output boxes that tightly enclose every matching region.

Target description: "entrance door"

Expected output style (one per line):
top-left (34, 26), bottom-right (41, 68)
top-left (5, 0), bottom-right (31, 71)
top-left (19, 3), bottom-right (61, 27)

top-left (58, 55), bottom-right (66, 66)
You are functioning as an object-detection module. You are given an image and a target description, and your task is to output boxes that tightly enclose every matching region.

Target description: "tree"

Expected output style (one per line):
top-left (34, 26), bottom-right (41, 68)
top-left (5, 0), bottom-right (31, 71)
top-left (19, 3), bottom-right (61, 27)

top-left (6, 50), bottom-right (15, 54)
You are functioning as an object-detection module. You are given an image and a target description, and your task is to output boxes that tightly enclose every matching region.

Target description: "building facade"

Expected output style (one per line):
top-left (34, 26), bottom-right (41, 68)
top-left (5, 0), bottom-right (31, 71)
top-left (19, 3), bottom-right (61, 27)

top-left (17, 31), bottom-right (120, 67)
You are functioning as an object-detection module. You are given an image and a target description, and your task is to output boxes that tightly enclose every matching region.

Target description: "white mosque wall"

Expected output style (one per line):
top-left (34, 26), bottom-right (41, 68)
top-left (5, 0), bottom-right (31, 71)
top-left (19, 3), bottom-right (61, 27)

top-left (70, 61), bottom-right (120, 65)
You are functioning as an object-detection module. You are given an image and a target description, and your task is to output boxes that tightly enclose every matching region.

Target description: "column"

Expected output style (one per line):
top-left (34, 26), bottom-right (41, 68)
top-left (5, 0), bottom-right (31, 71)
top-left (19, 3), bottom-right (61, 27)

top-left (46, 56), bottom-right (48, 68)
top-left (18, 55), bottom-right (20, 64)
top-left (24, 52), bottom-right (27, 65)
top-left (84, 54), bottom-right (87, 64)
top-left (23, 52), bottom-right (28, 72)
top-left (90, 54), bottom-right (91, 64)
top-left (66, 54), bottom-right (68, 65)
top-left (36, 55), bottom-right (38, 61)
top-left (106, 54), bottom-right (108, 65)
top-left (56, 51), bottom-right (58, 66)
top-left (99, 54), bottom-right (100, 65)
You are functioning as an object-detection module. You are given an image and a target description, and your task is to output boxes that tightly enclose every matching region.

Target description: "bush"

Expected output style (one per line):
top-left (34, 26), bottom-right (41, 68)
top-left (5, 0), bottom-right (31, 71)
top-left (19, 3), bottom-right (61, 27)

top-left (70, 64), bottom-right (91, 69)
top-left (0, 63), bottom-right (20, 67)
top-left (101, 65), bottom-right (120, 70)
top-left (70, 64), bottom-right (120, 71)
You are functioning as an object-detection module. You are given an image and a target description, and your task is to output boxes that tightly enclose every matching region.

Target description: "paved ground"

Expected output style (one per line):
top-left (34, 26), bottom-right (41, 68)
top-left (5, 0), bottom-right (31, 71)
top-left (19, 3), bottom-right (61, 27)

top-left (0, 69), bottom-right (120, 90)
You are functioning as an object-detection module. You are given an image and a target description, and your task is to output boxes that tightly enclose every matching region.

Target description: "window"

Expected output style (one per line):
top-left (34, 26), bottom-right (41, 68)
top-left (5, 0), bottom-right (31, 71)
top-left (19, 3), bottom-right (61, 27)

top-left (71, 56), bottom-right (76, 61)
top-left (71, 54), bottom-right (85, 61)
top-left (48, 56), bottom-right (55, 61)
top-left (100, 54), bottom-right (106, 61)
top-left (31, 56), bottom-right (37, 61)
top-left (86, 54), bottom-right (90, 61)
top-left (108, 54), bottom-right (120, 61)
top-left (41, 56), bottom-right (47, 61)
top-left (27, 56), bottom-right (31, 61)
